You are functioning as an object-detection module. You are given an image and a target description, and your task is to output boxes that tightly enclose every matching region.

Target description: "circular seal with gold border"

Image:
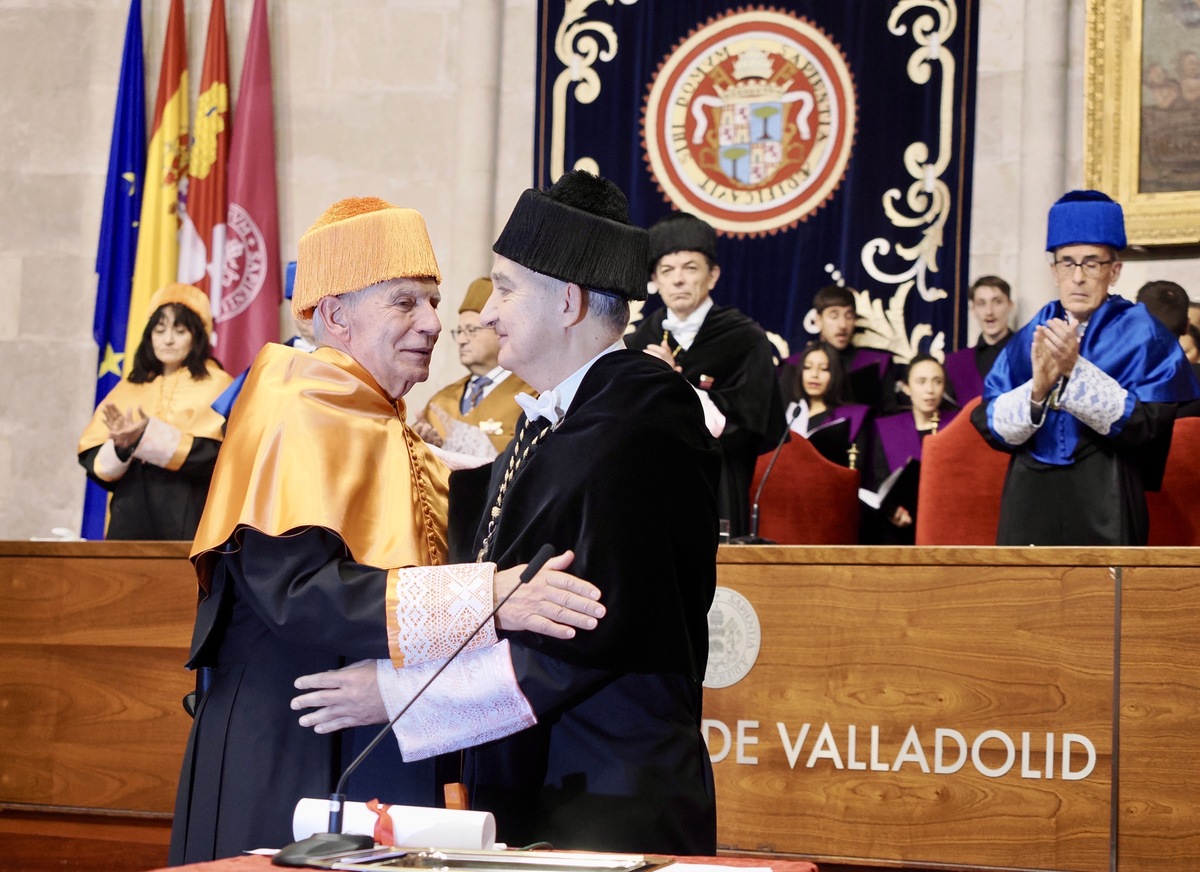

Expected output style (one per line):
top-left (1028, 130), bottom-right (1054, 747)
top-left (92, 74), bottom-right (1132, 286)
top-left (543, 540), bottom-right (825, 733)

top-left (643, 9), bottom-right (856, 237)
top-left (704, 586), bottom-right (762, 689)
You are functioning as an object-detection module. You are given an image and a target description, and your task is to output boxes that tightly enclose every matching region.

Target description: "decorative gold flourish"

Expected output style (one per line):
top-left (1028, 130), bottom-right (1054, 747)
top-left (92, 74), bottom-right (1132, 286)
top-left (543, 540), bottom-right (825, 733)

top-left (550, 0), bottom-right (641, 179)
top-left (852, 282), bottom-right (946, 365)
top-left (850, 0), bottom-right (958, 362)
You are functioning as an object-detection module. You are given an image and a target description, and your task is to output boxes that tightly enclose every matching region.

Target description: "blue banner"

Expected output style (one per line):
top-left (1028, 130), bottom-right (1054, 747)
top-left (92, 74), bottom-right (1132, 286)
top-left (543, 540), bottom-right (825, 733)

top-left (534, 1), bottom-right (978, 361)
top-left (84, 0), bottom-right (146, 540)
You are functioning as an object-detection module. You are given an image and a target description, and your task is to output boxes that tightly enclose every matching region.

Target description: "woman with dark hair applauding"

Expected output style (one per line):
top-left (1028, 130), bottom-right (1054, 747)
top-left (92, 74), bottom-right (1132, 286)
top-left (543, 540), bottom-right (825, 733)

top-left (78, 284), bottom-right (232, 540)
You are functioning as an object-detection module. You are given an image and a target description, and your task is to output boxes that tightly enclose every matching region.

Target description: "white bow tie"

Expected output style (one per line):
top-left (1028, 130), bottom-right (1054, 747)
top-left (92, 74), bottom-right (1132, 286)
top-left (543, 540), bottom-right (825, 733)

top-left (515, 390), bottom-right (563, 425)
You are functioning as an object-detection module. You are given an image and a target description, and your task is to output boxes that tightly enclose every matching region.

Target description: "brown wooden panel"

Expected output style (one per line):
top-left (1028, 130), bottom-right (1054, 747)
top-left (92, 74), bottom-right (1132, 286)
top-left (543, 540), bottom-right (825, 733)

top-left (708, 560), bottom-right (1115, 871)
top-left (0, 548), bottom-right (195, 816)
top-left (0, 809), bottom-right (171, 872)
top-left (1117, 567), bottom-right (1200, 869)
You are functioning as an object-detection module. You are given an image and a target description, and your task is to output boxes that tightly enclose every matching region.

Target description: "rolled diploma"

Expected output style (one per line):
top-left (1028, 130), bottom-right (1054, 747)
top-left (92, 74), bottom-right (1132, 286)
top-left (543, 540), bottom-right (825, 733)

top-left (292, 798), bottom-right (496, 848)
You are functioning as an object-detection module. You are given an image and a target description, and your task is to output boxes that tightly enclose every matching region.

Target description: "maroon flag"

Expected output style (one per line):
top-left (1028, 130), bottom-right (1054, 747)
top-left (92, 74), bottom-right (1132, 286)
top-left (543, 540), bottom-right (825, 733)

top-left (215, 0), bottom-right (280, 374)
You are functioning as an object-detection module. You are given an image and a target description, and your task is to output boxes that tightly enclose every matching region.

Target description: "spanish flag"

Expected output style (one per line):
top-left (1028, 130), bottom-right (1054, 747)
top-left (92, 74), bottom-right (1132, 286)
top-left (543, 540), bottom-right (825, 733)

top-left (125, 0), bottom-right (189, 362)
top-left (178, 0), bottom-right (229, 297)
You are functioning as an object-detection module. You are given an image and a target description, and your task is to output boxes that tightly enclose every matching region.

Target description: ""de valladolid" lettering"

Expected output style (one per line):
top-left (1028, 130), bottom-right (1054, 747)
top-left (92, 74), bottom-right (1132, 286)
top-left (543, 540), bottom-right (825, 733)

top-left (703, 720), bottom-right (1097, 780)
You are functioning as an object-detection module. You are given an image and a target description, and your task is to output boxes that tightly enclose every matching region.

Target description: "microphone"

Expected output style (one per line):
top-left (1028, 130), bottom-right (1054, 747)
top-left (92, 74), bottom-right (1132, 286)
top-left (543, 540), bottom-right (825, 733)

top-left (730, 405), bottom-right (802, 545)
top-left (273, 543), bottom-right (558, 867)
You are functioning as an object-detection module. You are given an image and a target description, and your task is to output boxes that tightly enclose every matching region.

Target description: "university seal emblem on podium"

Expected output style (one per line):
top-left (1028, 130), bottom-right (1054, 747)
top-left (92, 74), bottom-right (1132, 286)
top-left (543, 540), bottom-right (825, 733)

top-left (704, 586), bottom-right (762, 689)
top-left (643, 9), bottom-right (857, 237)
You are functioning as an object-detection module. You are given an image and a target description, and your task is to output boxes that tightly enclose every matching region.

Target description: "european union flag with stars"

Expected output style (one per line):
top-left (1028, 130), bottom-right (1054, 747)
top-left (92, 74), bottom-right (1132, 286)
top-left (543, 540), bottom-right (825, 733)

top-left (85, 0), bottom-right (146, 539)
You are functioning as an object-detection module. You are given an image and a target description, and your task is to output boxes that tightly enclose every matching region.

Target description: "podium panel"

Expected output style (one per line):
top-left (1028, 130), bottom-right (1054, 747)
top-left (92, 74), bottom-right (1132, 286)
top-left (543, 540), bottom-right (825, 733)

top-left (707, 546), bottom-right (1200, 871)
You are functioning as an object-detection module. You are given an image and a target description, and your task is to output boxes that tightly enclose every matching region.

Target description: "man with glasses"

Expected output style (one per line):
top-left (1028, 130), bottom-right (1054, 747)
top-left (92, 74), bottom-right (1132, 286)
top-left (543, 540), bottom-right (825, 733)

top-left (415, 276), bottom-right (532, 454)
top-left (972, 190), bottom-right (1200, 545)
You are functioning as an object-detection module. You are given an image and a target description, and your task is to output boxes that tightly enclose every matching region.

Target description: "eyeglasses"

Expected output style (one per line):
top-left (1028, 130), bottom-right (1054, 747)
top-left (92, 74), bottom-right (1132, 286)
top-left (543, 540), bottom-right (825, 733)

top-left (1052, 258), bottom-right (1114, 278)
top-left (449, 325), bottom-right (495, 340)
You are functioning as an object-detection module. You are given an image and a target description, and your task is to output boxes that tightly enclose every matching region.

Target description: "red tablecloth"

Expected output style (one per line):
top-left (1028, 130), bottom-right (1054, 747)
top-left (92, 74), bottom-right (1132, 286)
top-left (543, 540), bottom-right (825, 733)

top-left (164, 854), bottom-right (818, 872)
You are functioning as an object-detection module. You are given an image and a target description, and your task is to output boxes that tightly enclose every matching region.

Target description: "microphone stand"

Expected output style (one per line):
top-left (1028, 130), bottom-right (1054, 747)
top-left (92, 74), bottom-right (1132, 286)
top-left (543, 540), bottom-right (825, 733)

top-left (730, 405), bottom-right (801, 545)
top-left (273, 544), bottom-right (558, 867)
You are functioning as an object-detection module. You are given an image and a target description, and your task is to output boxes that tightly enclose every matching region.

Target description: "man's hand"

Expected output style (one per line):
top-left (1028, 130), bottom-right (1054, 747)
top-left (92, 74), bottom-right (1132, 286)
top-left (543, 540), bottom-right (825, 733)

top-left (1030, 329), bottom-right (1062, 402)
top-left (494, 549), bottom-right (605, 639)
top-left (641, 340), bottom-right (683, 373)
top-left (889, 505), bottom-right (913, 528)
top-left (103, 403), bottom-right (149, 450)
top-left (291, 660), bottom-right (384, 734)
top-left (411, 415), bottom-right (443, 447)
top-left (1035, 317), bottom-right (1081, 381)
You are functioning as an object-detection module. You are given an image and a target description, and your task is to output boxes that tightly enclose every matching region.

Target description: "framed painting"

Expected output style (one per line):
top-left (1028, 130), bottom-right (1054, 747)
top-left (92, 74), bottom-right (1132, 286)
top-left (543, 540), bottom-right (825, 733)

top-left (1085, 0), bottom-right (1200, 245)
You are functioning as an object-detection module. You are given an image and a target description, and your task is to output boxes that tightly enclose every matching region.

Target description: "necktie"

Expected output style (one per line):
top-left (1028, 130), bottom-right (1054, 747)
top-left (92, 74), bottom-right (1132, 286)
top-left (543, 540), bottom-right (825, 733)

top-left (461, 376), bottom-right (493, 414)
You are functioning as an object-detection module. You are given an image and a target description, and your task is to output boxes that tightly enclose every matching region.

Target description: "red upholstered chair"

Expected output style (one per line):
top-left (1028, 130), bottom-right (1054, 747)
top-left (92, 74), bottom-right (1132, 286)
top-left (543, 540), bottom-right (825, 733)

top-left (749, 435), bottom-right (861, 545)
top-left (1147, 416), bottom-right (1200, 546)
top-left (914, 396), bottom-right (1010, 545)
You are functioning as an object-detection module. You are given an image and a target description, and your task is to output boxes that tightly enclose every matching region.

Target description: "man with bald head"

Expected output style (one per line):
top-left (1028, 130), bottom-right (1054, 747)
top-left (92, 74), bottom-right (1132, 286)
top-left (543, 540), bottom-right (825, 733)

top-left (169, 197), bottom-right (605, 863)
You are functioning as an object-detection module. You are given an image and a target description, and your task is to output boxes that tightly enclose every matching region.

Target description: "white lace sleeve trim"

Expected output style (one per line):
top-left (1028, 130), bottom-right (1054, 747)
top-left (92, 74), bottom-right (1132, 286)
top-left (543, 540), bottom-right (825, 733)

top-left (377, 639), bottom-right (536, 761)
top-left (389, 563), bottom-right (497, 668)
top-left (990, 379), bottom-right (1041, 445)
top-left (93, 440), bottom-right (131, 482)
top-left (132, 416), bottom-right (182, 467)
top-left (1057, 356), bottom-right (1129, 435)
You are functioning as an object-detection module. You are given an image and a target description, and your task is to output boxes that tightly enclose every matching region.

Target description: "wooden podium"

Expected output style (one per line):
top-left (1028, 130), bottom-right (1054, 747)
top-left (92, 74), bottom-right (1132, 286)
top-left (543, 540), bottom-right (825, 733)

top-left (1, 542), bottom-right (1198, 871)
top-left (708, 546), bottom-right (1200, 871)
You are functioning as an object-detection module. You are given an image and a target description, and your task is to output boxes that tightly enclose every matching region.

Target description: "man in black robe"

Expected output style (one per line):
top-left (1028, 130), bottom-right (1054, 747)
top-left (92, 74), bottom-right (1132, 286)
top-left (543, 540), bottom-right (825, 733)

top-left (625, 211), bottom-right (784, 538)
top-left (972, 190), bottom-right (1200, 545)
top-left (295, 172), bottom-right (722, 854)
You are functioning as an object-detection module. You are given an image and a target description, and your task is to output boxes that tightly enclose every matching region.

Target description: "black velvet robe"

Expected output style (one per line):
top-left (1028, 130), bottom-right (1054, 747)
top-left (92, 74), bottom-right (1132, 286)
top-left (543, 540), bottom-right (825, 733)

top-left (169, 528), bottom-right (440, 864)
top-left (78, 438), bottom-right (221, 540)
top-left (626, 304), bottom-right (784, 537)
top-left (454, 350), bottom-right (722, 854)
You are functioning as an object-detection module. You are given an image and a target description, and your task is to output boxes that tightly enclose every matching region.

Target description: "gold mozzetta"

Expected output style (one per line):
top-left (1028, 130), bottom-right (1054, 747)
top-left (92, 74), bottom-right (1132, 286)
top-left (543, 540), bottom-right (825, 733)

top-left (190, 344), bottom-right (449, 594)
top-left (78, 360), bottom-right (232, 467)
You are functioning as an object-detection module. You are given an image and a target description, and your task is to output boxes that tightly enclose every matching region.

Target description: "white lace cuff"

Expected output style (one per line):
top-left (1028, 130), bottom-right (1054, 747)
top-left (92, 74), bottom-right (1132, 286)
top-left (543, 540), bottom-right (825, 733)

top-left (132, 416), bottom-right (188, 469)
top-left (377, 639), bottom-right (536, 761)
top-left (386, 563), bottom-right (497, 668)
top-left (990, 379), bottom-right (1042, 445)
top-left (694, 387), bottom-right (726, 438)
top-left (1057, 356), bottom-right (1129, 435)
top-left (93, 440), bottom-right (132, 482)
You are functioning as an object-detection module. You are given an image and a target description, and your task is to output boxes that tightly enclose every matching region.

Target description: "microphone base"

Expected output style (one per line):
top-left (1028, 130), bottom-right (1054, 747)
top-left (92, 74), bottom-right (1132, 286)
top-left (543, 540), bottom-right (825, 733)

top-left (272, 831), bottom-right (376, 867)
top-left (728, 534), bottom-right (777, 545)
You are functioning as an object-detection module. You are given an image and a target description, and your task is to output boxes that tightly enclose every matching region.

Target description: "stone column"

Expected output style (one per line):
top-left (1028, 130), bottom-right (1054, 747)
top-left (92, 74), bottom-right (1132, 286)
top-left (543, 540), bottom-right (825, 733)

top-left (449, 0), bottom-right (504, 299)
top-left (1016, 0), bottom-right (1071, 317)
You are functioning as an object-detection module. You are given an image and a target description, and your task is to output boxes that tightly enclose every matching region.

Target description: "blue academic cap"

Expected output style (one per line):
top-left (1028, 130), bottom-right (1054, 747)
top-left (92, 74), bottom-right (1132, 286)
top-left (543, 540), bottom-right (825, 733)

top-left (284, 260), bottom-right (298, 300)
top-left (1046, 190), bottom-right (1126, 252)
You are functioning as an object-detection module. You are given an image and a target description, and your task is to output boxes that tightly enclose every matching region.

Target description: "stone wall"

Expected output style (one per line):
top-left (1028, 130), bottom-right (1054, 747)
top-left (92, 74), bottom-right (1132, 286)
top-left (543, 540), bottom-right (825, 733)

top-left (1, 0), bottom-right (1197, 538)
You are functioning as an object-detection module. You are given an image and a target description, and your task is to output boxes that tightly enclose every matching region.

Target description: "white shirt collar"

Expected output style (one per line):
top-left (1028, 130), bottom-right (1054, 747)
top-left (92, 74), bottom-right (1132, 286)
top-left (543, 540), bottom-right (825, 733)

top-left (661, 297), bottom-right (713, 351)
top-left (515, 341), bottom-right (624, 425)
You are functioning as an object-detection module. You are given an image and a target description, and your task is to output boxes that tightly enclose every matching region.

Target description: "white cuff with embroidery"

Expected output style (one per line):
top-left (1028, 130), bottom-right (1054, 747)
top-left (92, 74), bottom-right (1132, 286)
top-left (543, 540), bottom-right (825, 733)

top-left (990, 379), bottom-right (1042, 445)
top-left (389, 563), bottom-right (497, 668)
top-left (1057, 356), bottom-right (1129, 435)
top-left (93, 440), bottom-right (132, 482)
top-left (376, 639), bottom-right (536, 761)
top-left (131, 416), bottom-right (182, 467)
top-left (694, 388), bottom-right (726, 438)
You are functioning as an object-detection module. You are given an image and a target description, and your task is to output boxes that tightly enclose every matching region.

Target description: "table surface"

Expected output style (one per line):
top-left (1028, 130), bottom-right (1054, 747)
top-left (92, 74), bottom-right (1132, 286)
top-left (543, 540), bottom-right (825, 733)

top-left (162, 854), bottom-right (820, 872)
